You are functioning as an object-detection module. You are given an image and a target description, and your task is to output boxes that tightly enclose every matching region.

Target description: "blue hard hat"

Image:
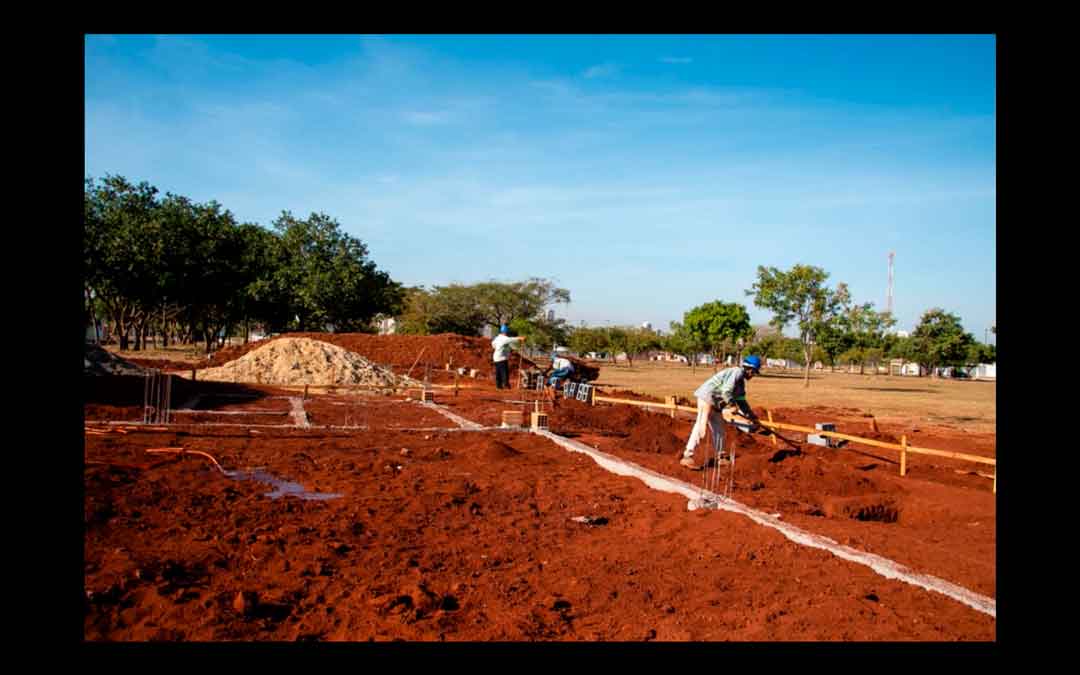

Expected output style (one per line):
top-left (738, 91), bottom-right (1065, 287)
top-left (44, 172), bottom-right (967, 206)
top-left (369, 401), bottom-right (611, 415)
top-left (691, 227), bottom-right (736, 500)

top-left (742, 355), bottom-right (762, 372)
top-left (500, 324), bottom-right (509, 334)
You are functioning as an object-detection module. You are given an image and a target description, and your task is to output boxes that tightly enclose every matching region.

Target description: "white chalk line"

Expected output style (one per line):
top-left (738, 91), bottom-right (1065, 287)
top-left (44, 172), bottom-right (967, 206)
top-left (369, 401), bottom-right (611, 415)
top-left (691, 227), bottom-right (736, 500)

top-left (425, 402), bottom-right (996, 619)
top-left (289, 397), bottom-right (310, 428)
top-left (421, 401), bottom-right (485, 430)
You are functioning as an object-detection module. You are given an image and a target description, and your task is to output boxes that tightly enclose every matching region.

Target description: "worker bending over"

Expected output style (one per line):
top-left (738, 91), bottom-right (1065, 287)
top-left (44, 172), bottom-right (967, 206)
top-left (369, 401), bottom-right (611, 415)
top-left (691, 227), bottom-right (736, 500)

top-left (680, 355), bottom-right (762, 471)
top-left (548, 346), bottom-right (575, 389)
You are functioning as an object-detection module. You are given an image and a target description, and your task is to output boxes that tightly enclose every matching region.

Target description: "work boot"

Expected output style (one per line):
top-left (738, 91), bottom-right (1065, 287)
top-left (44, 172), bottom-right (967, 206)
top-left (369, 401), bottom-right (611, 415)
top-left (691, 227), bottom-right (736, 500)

top-left (680, 457), bottom-right (702, 471)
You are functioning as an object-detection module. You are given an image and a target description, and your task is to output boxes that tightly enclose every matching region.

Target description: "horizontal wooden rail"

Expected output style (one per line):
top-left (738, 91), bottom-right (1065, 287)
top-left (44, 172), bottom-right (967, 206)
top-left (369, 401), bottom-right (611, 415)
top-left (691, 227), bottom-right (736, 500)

top-left (590, 387), bottom-right (996, 491)
top-left (593, 395), bottom-right (675, 410)
top-left (758, 420), bottom-right (994, 467)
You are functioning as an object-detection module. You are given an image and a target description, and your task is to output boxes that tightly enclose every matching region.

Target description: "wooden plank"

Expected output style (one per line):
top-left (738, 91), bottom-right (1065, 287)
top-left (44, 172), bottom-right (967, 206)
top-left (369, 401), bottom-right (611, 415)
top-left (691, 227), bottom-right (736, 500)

top-left (596, 393), bottom-right (996, 467)
top-left (593, 395), bottom-right (669, 411)
top-left (900, 435), bottom-right (907, 476)
top-left (905, 445), bottom-right (996, 466)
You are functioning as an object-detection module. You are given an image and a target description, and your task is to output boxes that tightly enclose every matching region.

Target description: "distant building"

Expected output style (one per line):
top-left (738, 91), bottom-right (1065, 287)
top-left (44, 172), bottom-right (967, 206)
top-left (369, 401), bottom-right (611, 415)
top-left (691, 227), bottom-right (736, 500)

top-left (894, 330), bottom-right (910, 338)
top-left (766, 358), bottom-right (799, 369)
top-left (641, 321), bottom-right (653, 331)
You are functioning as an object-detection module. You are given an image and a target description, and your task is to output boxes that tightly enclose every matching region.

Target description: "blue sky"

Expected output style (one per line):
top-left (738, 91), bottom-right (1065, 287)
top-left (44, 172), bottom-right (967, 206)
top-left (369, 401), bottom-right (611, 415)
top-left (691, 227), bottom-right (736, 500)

top-left (85, 35), bottom-right (996, 340)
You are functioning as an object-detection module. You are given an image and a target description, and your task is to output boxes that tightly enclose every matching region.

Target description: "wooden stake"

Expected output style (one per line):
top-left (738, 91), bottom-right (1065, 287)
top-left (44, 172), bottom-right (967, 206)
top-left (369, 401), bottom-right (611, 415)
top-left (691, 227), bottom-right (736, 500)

top-left (191, 368), bottom-right (196, 381)
top-left (768, 410), bottom-right (778, 447)
top-left (870, 416), bottom-right (879, 432)
top-left (303, 384), bottom-right (309, 400)
top-left (900, 434), bottom-right (907, 477)
top-left (405, 347), bottom-right (427, 380)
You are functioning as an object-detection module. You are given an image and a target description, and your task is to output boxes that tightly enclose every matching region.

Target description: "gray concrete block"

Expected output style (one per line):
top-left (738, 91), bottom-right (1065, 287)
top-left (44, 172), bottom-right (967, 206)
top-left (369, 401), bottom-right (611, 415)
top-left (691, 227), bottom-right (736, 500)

top-left (815, 422), bottom-right (836, 432)
top-left (807, 434), bottom-right (833, 447)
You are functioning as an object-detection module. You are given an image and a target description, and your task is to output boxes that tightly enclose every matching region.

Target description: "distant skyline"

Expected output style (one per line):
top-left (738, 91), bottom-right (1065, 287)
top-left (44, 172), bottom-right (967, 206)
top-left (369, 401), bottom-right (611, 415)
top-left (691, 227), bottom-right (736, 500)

top-left (85, 35), bottom-right (995, 340)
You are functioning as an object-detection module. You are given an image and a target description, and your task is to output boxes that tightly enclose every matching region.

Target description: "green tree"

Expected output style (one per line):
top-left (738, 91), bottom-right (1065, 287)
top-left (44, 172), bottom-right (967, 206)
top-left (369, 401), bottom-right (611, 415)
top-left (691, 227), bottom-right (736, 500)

top-left (747, 264), bottom-right (849, 388)
top-left (664, 321), bottom-right (707, 369)
top-left (682, 301), bottom-right (753, 369)
top-left (815, 322), bottom-right (854, 372)
top-left (397, 285), bottom-right (486, 336)
top-left (966, 342), bottom-right (996, 366)
top-left (910, 308), bottom-right (976, 375)
top-left (271, 211), bottom-right (402, 333)
top-left (509, 315), bottom-right (570, 353)
top-left (473, 278), bottom-right (571, 333)
top-left (84, 175), bottom-right (163, 351)
top-left (568, 326), bottom-right (611, 359)
top-left (605, 326), bottom-right (628, 364)
top-left (608, 326), bottom-right (660, 367)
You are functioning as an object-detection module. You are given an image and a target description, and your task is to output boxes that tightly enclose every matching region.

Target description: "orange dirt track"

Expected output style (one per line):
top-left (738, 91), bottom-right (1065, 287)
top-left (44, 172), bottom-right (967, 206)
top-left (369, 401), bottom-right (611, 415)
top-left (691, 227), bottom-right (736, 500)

top-left (84, 367), bottom-right (995, 641)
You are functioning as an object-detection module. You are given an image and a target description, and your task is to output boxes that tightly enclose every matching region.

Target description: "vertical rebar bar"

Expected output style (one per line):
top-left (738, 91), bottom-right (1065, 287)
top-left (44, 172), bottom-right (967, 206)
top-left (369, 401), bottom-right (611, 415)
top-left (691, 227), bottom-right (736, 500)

top-left (164, 374), bottom-right (172, 424)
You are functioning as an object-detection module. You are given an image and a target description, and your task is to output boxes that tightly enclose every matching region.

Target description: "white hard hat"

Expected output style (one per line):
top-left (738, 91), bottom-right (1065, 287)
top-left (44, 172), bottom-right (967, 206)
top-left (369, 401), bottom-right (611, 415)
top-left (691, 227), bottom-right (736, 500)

top-left (555, 347), bottom-right (569, 353)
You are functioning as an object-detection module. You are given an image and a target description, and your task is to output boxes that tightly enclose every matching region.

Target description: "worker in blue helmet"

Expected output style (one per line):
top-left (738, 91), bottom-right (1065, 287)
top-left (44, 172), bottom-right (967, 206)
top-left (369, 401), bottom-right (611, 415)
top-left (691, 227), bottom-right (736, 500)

top-left (491, 324), bottom-right (525, 389)
top-left (680, 355), bottom-right (762, 471)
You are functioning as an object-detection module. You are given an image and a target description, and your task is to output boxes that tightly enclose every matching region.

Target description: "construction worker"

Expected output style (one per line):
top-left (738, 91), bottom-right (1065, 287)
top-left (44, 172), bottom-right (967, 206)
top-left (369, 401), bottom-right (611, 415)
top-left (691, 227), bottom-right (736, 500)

top-left (680, 355), bottom-right (762, 470)
top-left (548, 346), bottom-right (575, 389)
top-left (491, 325), bottom-right (525, 390)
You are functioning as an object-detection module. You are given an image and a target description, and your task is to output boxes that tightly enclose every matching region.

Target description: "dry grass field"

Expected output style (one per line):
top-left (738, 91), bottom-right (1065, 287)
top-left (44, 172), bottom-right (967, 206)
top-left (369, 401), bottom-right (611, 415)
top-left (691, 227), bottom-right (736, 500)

top-left (592, 361), bottom-right (996, 434)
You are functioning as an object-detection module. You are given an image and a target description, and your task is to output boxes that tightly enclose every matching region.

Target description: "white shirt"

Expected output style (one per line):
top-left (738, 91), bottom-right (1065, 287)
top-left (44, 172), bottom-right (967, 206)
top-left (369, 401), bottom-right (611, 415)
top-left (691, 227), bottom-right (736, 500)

top-left (491, 334), bottom-right (516, 362)
top-left (552, 356), bottom-right (572, 370)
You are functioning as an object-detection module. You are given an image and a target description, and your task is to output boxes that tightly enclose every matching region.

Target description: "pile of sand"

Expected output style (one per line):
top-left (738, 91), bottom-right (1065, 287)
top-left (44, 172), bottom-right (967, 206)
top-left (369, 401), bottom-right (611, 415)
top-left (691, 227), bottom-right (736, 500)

top-left (196, 337), bottom-right (422, 387)
top-left (85, 345), bottom-right (146, 377)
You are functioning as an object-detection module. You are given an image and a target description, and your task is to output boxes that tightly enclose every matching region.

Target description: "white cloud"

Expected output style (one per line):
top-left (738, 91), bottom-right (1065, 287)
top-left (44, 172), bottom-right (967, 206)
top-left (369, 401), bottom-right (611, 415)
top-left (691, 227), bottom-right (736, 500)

top-left (659, 56), bottom-right (692, 64)
top-left (583, 62), bottom-right (619, 79)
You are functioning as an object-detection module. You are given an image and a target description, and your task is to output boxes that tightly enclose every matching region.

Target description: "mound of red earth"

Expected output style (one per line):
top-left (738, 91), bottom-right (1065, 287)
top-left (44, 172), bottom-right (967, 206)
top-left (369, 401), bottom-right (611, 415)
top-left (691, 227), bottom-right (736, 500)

top-left (205, 333), bottom-right (537, 380)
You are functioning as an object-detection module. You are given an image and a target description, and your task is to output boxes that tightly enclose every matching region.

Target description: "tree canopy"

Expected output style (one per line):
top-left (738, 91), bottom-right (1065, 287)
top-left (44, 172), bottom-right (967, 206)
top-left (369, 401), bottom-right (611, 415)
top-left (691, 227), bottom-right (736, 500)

top-left (84, 174), bottom-right (402, 352)
top-left (747, 264), bottom-right (849, 387)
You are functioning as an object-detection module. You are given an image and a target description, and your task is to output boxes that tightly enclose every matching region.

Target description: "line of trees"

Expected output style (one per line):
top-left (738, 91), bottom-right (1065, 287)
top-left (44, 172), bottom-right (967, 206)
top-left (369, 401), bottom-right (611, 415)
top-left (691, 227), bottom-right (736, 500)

top-left (590, 264), bottom-right (996, 386)
top-left (394, 278), bottom-right (572, 350)
top-left (567, 326), bottom-right (661, 367)
top-left (84, 174), bottom-right (405, 352)
top-left (651, 264), bottom-right (995, 386)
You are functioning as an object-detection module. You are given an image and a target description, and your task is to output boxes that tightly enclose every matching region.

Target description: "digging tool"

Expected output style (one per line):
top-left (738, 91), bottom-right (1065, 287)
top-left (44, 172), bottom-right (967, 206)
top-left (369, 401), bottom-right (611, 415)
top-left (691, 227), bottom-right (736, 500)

top-left (405, 347), bottom-right (427, 380)
top-left (757, 426), bottom-right (801, 450)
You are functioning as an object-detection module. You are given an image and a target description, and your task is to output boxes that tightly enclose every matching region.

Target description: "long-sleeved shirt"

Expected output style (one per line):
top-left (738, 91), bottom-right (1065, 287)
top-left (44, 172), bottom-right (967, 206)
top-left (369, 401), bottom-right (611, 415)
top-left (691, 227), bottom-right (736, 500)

top-left (551, 355), bottom-right (573, 371)
top-left (694, 366), bottom-right (752, 415)
top-left (491, 334), bottom-right (518, 362)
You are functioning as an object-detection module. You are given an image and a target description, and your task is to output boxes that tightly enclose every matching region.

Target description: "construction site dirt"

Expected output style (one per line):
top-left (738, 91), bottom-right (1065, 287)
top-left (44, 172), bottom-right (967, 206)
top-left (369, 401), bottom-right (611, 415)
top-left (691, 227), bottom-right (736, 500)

top-left (85, 363), bottom-right (995, 641)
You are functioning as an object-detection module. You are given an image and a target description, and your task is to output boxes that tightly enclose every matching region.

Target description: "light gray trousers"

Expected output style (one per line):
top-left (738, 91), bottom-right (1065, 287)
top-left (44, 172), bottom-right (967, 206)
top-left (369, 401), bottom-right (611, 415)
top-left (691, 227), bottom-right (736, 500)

top-left (683, 397), bottom-right (726, 459)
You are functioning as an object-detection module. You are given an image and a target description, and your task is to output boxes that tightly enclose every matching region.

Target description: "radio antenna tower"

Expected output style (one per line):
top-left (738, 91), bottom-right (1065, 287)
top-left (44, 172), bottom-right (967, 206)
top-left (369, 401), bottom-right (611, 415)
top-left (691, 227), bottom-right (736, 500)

top-left (886, 251), bottom-right (895, 315)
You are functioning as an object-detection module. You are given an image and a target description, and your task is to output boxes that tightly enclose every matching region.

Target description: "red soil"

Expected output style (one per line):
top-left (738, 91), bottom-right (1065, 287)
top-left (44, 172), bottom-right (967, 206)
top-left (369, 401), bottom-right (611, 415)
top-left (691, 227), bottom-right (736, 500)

top-left (84, 375), bottom-right (995, 641)
top-left (203, 333), bottom-right (537, 381)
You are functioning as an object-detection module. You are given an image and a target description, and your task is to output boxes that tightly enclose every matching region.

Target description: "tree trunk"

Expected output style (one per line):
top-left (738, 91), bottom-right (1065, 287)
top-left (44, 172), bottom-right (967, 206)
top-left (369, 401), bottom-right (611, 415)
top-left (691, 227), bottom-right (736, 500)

top-left (803, 345), bottom-right (811, 388)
